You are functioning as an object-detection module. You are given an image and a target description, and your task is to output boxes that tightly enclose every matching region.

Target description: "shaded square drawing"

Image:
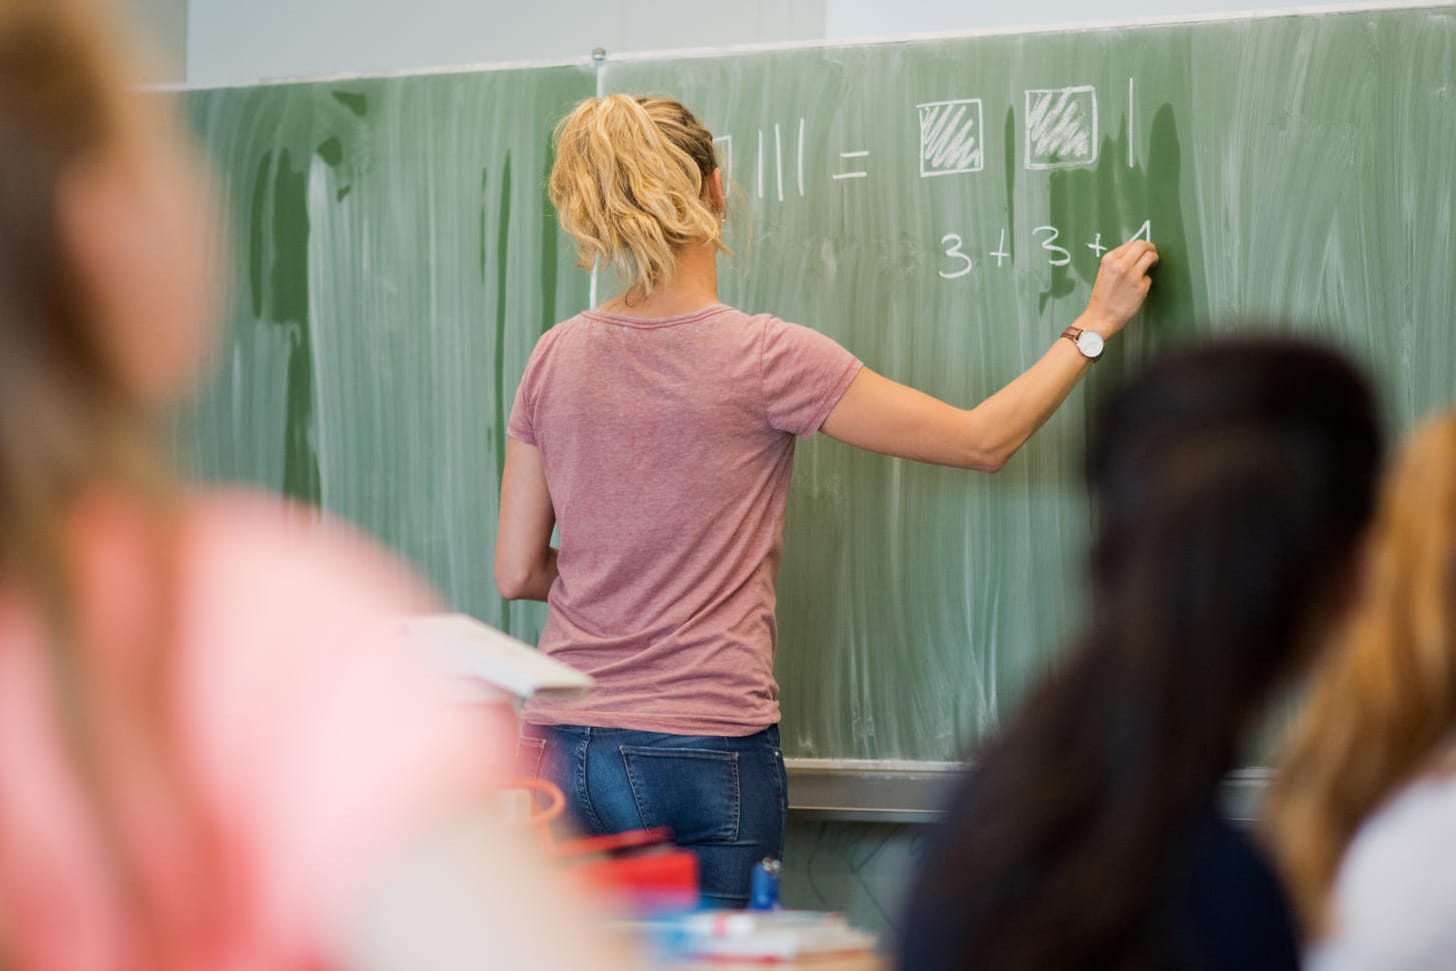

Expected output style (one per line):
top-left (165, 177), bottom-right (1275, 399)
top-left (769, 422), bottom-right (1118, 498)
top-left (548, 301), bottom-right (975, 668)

top-left (1024, 85), bottom-right (1098, 169)
top-left (917, 98), bottom-right (984, 176)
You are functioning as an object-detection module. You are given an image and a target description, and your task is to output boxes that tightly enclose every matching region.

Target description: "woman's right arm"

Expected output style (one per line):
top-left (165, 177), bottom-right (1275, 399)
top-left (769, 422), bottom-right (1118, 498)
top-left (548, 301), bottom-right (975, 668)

top-left (494, 438), bottom-right (559, 601)
top-left (820, 239), bottom-right (1157, 471)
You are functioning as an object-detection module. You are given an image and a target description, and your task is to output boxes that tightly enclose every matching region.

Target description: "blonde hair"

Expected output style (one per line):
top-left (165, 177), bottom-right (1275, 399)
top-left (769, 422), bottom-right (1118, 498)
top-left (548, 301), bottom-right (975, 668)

top-left (549, 95), bottom-right (725, 302)
top-left (1266, 412), bottom-right (1456, 935)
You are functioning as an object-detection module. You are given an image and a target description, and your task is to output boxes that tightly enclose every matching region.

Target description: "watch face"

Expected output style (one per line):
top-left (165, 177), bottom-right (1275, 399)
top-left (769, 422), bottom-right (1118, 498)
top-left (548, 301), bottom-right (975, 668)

top-left (1077, 330), bottom-right (1105, 358)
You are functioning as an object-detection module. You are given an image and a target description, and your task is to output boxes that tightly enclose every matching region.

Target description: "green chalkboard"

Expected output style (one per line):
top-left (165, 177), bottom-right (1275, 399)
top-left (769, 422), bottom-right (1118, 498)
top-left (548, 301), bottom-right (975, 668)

top-left (181, 65), bottom-right (595, 643)
top-left (602, 7), bottom-right (1456, 760)
top-left (181, 7), bottom-right (1456, 765)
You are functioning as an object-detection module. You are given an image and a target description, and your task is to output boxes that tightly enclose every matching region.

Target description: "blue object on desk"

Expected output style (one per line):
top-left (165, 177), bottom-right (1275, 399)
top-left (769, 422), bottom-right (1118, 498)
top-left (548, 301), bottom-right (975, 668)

top-left (748, 857), bottom-right (782, 911)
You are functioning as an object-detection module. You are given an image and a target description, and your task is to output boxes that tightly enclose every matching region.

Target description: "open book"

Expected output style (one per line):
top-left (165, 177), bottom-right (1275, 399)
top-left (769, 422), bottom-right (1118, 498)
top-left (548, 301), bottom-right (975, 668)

top-left (396, 613), bottom-right (594, 701)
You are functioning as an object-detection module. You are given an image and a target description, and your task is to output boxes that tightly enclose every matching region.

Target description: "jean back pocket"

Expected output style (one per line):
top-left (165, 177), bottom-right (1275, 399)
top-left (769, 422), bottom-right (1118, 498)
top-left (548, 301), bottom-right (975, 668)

top-left (619, 746), bottom-right (740, 844)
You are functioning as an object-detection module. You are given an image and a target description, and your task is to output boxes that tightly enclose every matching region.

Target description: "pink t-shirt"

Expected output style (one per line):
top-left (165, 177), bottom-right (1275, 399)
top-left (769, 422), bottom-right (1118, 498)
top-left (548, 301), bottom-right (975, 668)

top-left (0, 493), bottom-right (495, 971)
top-left (508, 304), bottom-right (862, 736)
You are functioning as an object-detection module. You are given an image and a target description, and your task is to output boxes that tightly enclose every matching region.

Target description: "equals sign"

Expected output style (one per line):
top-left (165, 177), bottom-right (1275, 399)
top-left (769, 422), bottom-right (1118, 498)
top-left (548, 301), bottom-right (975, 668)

top-left (833, 150), bottom-right (869, 180)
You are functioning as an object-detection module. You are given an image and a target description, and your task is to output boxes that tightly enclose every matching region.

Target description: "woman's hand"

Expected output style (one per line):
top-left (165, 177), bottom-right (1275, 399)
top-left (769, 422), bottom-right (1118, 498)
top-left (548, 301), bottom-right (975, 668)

top-left (1081, 240), bottom-right (1159, 337)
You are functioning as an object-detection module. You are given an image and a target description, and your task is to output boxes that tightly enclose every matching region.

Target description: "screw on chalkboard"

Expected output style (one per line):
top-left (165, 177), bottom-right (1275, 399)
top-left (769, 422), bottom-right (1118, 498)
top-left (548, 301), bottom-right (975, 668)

top-left (591, 48), bottom-right (607, 63)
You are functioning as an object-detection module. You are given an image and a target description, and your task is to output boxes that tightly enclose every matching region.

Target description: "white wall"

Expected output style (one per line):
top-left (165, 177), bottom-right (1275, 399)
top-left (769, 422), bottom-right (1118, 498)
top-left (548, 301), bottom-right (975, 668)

top-left (186, 0), bottom-right (1422, 85)
top-left (824, 0), bottom-right (1421, 36)
top-left (119, 0), bottom-right (188, 82)
top-left (187, 0), bottom-right (824, 86)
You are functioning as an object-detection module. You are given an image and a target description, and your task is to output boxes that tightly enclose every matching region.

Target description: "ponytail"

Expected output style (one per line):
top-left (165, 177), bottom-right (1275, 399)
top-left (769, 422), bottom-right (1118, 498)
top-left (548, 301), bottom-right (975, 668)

top-left (548, 95), bottom-right (724, 301)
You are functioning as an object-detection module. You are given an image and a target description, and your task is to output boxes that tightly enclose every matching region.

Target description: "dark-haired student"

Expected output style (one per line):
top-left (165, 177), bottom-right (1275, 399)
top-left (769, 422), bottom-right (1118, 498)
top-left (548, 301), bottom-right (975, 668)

top-left (897, 336), bottom-right (1385, 971)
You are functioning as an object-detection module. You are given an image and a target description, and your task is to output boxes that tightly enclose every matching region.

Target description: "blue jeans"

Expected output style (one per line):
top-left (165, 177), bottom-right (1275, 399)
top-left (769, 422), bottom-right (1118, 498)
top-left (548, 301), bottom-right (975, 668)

top-left (518, 723), bottom-right (787, 908)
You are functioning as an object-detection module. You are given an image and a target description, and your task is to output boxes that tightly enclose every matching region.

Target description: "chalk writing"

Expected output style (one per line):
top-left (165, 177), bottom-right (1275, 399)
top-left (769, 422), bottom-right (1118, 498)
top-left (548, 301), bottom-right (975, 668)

top-left (833, 149), bottom-right (870, 181)
top-left (931, 221), bottom-right (1151, 280)
top-left (1025, 85), bottom-right (1098, 169)
top-left (918, 99), bottom-right (985, 176)
top-left (753, 121), bottom-right (807, 201)
top-left (939, 233), bottom-right (974, 278)
top-left (1033, 225), bottom-right (1072, 265)
top-left (990, 229), bottom-right (1011, 267)
top-left (797, 118), bottom-right (805, 197)
top-left (714, 135), bottom-right (733, 197)
top-left (1127, 78), bottom-right (1135, 168)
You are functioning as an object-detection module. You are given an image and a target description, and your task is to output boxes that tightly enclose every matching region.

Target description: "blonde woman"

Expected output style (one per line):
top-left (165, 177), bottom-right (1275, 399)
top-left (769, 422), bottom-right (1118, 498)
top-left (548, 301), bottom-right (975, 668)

top-left (495, 94), bottom-right (1158, 906)
top-left (0, 2), bottom-right (632, 968)
top-left (1267, 413), bottom-right (1456, 969)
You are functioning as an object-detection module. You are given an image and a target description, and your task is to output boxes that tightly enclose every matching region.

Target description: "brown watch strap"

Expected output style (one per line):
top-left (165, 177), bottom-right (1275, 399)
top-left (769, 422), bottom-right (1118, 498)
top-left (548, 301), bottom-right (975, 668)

top-left (1061, 326), bottom-right (1102, 362)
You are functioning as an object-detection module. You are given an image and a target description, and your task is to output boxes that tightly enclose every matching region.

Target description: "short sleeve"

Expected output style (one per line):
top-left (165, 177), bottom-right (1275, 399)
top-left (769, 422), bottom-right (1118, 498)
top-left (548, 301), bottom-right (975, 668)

top-left (760, 318), bottom-right (863, 437)
top-left (507, 341), bottom-right (547, 446)
top-left (507, 375), bottom-right (537, 446)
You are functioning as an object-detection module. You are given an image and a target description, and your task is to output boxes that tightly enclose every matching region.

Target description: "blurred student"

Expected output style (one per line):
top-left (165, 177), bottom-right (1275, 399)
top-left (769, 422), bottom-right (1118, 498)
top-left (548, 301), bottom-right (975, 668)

top-left (1267, 412), bottom-right (1456, 970)
top-left (0, 2), bottom-right (631, 969)
top-left (896, 337), bottom-right (1384, 971)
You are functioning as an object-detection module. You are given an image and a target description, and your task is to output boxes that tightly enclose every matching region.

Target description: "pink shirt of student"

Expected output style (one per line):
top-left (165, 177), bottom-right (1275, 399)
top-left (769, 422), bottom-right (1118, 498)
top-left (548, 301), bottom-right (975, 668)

top-left (508, 305), bottom-right (862, 736)
top-left (0, 494), bottom-right (494, 971)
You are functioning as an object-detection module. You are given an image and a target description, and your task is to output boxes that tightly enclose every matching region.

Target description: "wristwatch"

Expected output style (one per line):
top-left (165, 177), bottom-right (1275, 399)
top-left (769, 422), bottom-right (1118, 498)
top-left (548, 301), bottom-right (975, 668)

top-left (1061, 326), bottom-right (1105, 362)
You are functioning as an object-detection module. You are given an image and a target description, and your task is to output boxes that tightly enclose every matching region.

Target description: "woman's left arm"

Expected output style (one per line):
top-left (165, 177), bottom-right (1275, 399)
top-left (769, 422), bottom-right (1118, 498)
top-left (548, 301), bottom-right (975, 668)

top-left (494, 438), bottom-right (558, 601)
top-left (820, 240), bottom-right (1156, 471)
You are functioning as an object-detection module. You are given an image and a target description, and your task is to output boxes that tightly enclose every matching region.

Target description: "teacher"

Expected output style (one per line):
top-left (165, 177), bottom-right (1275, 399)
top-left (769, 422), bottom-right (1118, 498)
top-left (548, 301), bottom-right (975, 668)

top-left (496, 95), bottom-right (1157, 906)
